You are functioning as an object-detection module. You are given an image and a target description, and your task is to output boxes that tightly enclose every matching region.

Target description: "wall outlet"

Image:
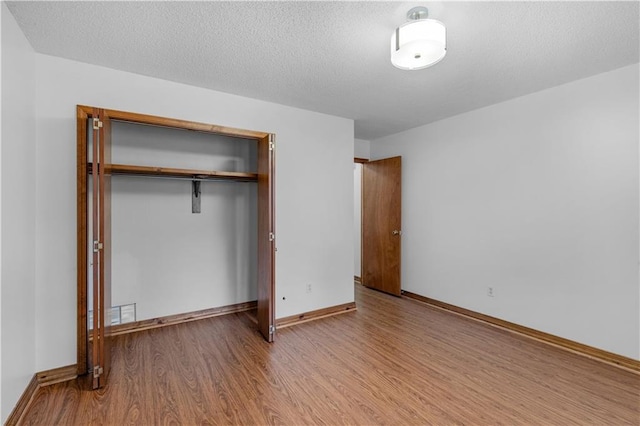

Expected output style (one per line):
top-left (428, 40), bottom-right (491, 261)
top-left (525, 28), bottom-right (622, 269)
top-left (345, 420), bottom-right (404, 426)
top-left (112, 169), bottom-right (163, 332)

top-left (487, 286), bottom-right (494, 297)
top-left (306, 283), bottom-right (312, 293)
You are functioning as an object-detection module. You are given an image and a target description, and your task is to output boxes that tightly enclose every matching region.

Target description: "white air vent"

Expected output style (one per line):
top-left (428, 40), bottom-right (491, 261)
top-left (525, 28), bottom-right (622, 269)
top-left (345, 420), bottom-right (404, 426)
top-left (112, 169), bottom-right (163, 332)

top-left (88, 303), bottom-right (136, 329)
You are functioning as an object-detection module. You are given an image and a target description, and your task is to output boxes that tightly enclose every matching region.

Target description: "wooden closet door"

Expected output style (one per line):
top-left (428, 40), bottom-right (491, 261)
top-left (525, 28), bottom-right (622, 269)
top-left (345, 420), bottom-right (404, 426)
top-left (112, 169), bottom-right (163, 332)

top-left (91, 108), bottom-right (113, 388)
top-left (257, 134), bottom-right (275, 341)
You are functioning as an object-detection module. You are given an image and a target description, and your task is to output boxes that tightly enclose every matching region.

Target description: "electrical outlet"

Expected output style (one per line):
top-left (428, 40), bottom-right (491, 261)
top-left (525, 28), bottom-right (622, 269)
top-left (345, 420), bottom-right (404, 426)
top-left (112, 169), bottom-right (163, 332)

top-left (487, 286), bottom-right (494, 297)
top-left (306, 283), bottom-right (312, 293)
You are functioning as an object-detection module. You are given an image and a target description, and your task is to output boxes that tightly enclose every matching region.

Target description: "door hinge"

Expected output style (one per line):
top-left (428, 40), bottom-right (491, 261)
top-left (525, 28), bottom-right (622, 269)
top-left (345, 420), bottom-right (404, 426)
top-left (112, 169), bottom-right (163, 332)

top-left (269, 325), bottom-right (275, 335)
top-left (269, 232), bottom-right (275, 242)
top-left (269, 141), bottom-right (275, 151)
top-left (93, 118), bottom-right (103, 130)
top-left (93, 240), bottom-right (104, 252)
top-left (93, 365), bottom-right (104, 378)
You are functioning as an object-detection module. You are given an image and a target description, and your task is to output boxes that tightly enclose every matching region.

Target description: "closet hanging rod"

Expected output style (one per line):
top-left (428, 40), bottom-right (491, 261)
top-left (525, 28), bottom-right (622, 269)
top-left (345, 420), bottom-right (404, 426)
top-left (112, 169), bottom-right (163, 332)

top-left (106, 173), bottom-right (256, 183)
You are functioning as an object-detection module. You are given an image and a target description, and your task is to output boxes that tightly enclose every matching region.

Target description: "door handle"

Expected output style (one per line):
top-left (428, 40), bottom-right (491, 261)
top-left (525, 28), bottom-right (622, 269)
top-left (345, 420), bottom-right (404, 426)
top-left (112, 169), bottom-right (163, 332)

top-left (392, 230), bottom-right (402, 236)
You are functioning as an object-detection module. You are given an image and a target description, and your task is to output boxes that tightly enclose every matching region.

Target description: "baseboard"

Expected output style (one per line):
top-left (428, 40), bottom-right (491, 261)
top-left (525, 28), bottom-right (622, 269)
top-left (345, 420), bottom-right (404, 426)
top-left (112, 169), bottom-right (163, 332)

top-left (36, 364), bottom-right (78, 387)
top-left (5, 364), bottom-right (78, 426)
top-left (276, 302), bottom-right (357, 329)
top-left (110, 300), bottom-right (258, 336)
top-left (354, 275), bottom-right (361, 283)
top-left (401, 290), bottom-right (640, 373)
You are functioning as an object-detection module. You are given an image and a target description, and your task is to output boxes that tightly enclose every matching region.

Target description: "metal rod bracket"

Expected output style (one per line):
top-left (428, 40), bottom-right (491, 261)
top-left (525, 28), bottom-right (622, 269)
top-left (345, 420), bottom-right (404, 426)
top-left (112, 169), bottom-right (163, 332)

top-left (192, 180), bottom-right (201, 213)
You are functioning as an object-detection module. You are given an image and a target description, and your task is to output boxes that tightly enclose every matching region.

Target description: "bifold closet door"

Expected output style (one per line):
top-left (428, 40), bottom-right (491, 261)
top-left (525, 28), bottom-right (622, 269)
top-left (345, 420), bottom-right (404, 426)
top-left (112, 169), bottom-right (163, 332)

top-left (91, 108), bottom-right (113, 389)
top-left (257, 134), bottom-right (275, 342)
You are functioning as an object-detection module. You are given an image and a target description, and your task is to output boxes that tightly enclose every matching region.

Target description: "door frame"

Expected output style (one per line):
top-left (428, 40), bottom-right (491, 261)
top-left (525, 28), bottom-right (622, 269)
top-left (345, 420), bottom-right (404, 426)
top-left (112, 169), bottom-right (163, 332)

top-left (76, 105), bottom-right (276, 376)
top-left (354, 158), bottom-right (368, 282)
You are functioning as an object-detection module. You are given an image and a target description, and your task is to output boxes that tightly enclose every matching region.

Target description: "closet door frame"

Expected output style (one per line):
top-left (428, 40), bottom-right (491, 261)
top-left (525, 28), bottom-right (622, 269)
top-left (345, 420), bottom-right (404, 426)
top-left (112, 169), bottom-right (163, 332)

top-left (76, 105), bottom-right (276, 376)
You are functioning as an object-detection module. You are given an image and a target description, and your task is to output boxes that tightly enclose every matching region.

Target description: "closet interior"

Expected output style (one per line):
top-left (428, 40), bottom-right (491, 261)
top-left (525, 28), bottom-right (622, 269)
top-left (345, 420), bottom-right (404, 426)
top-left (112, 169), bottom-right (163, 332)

top-left (77, 106), bottom-right (275, 389)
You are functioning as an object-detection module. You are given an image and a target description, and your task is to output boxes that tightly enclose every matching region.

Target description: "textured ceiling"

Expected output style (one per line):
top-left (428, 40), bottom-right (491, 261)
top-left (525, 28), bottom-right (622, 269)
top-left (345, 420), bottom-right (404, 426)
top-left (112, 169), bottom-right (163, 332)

top-left (6, 1), bottom-right (639, 140)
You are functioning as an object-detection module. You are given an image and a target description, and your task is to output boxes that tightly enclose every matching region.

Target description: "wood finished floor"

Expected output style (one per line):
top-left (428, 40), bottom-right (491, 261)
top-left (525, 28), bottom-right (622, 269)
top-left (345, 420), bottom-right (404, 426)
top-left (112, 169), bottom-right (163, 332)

top-left (22, 285), bottom-right (640, 425)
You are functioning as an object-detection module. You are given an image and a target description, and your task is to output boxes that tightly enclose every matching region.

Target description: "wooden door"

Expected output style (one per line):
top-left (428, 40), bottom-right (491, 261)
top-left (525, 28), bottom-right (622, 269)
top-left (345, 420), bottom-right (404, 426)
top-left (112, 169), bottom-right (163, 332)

top-left (257, 134), bottom-right (275, 341)
top-left (362, 156), bottom-right (402, 296)
top-left (91, 108), bottom-right (113, 388)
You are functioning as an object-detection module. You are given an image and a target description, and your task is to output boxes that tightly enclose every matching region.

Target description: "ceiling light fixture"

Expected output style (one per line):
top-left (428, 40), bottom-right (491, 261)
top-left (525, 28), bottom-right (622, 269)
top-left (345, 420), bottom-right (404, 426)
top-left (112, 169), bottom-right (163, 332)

top-left (391, 6), bottom-right (446, 70)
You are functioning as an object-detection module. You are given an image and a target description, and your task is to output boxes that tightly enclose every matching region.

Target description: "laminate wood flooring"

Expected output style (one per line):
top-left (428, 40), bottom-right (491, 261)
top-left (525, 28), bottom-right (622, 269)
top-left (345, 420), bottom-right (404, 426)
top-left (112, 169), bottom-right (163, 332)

top-left (21, 285), bottom-right (640, 425)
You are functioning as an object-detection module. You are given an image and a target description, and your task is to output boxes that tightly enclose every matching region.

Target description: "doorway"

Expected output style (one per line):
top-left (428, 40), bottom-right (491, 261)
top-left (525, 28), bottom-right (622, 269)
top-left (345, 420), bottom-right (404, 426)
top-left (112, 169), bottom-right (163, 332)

top-left (354, 162), bottom-right (363, 282)
top-left (77, 106), bottom-right (275, 387)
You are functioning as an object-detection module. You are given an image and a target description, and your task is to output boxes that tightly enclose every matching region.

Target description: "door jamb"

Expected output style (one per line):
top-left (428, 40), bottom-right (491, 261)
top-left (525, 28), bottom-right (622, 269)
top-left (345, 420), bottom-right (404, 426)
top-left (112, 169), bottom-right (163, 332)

top-left (354, 158), bottom-right (368, 284)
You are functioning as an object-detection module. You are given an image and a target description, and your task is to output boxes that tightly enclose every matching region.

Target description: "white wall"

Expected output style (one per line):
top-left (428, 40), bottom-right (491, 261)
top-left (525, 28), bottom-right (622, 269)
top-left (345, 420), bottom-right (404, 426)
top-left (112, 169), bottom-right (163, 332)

top-left (1, 3), bottom-right (37, 421)
top-left (102, 122), bottom-right (258, 320)
top-left (371, 64), bottom-right (640, 359)
top-left (354, 163), bottom-right (362, 278)
top-left (34, 54), bottom-right (354, 371)
top-left (354, 138), bottom-right (370, 159)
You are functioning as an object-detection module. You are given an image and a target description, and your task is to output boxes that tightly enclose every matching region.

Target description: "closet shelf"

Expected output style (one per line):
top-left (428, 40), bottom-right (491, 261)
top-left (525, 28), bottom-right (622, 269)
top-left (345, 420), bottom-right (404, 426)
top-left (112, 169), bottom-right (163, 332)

top-left (87, 163), bottom-right (258, 182)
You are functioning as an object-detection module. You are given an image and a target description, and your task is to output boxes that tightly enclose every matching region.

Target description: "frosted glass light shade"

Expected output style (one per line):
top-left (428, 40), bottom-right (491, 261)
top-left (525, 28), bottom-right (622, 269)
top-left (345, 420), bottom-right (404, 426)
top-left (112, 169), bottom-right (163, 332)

top-left (391, 19), bottom-right (446, 70)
